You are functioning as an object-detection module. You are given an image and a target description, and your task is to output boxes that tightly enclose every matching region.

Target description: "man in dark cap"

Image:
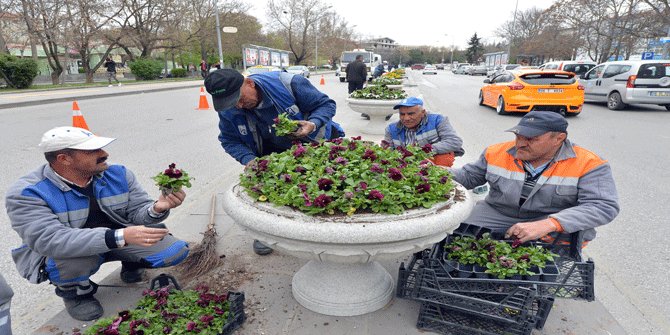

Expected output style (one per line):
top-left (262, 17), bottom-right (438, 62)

top-left (205, 68), bottom-right (344, 255)
top-left (451, 111), bottom-right (619, 244)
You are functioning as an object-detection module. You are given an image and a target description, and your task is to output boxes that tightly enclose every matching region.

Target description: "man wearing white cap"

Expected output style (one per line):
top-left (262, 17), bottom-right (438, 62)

top-left (5, 127), bottom-right (190, 321)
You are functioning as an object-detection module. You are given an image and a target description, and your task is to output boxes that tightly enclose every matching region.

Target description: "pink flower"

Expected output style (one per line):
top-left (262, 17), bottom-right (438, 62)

top-left (273, 117), bottom-right (280, 124)
top-left (370, 163), bottom-right (384, 173)
top-left (330, 138), bottom-right (344, 144)
top-left (367, 190), bottom-right (384, 200)
top-left (325, 167), bottom-right (335, 174)
top-left (421, 143), bottom-right (433, 153)
top-left (314, 194), bottom-right (332, 207)
top-left (380, 159), bottom-right (390, 165)
top-left (282, 174), bottom-right (292, 182)
top-left (362, 149), bottom-right (377, 161)
top-left (440, 176), bottom-right (449, 184)
top-left (397, 146), bottom-right (414, 158)
top-left (293, 145), bottom-right (307, 158)
top-left (298, 184), bottom-right (307, 192)
top-left (351, 136), bottom-right (362, 140)
top-left (257, 160), bottom-right (269, 172)
top-left (347, 141), bottom-right (357, 151)
top-left (357, 181), bottom-right (368, 191)
top-left (344, 192), bottom-right (354, 199)
top-left (380, 140), bottom-right (391, 149)
top-left (334, 157), bottom-right (348, 165)
top-left (186, 321), bottom-right (198, 331)
top-left (294, 166), bottom-right (306, 173)
top-left (388, 168), bottom-right (403, 181)
top-left (303, 192), bottom-right (312, 207)
top-left (317, 178), bottom-right (333, 191)
top-left (416, 183), bottom-right (431, 193)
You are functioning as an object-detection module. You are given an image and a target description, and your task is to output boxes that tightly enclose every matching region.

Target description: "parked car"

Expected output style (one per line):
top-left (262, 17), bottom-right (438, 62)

top-left (435, 64), bottom-right (445, 70)
top-left (423, 64), bottom-right (438, 75)
top-left (287, 65), bottom-right (310, 78)
top-left (452, 63), bottom-right (471, 74)
top-left (487, 64), bottom-right (521, 77)
top-left (479, 69), bottom-right (584, 116)
top-left (242, 65), bottom-right (282, 76)
top-left (580, 60), bottom-right (670, 110)
top-left (411, 64), bottom-right (425, 70)
top-left (468, 65), bottom-right (488, 76)
top-left (540, 60), bottom-right (596, 77)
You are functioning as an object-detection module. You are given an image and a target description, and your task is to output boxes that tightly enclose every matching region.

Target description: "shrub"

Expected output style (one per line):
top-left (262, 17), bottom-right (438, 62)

top-left (171, 67), bottom-right (187, 77)
top-left (128, 58), bottom-right (163, 80)
top-left (0, 54), bottom-right (39, 89)
top-left (78, 67), bottom-right (85, 74)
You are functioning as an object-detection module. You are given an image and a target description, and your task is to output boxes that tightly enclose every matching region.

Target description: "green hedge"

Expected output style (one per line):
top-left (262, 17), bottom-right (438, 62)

top-left (0, 54), bottom-right (39, 89)
top-left (128, 58), bottom-right (163, 80)
top-left (171, 68), bottom-right (187, 77)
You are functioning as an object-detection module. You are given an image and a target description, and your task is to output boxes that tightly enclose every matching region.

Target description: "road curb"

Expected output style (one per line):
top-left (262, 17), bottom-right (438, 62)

top-left (0, 82), bottom-right (204, 109)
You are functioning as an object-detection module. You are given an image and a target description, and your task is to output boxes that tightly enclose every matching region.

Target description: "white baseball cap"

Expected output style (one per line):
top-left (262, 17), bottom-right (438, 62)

top-left (39, 126), bottom-right (116, 153)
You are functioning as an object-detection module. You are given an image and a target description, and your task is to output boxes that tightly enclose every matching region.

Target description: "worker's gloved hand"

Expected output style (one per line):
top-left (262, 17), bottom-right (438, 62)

top-left (504, 219), bottom-right (557, 243)
top-left (288, 121), bottom-right (316, 139)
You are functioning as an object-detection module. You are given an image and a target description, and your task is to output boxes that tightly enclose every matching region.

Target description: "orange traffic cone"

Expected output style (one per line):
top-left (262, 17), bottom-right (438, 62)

top-left (195, 87), bottom-right (211, 110)
top-left (320, 75), bottom-right (325, 86)
top-left (71, 101), bottom-right (90, 130)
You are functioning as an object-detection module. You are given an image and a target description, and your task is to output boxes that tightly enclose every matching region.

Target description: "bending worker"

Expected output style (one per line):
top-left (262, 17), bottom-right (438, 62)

top-left (451, 111), bottom-right (620, 243)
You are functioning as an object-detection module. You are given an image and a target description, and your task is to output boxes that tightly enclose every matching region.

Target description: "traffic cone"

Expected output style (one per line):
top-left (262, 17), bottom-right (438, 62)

top-left (195, 87), bottom-right (211, 110)
top-left (320, 75), bottom-right (325, 86)
top-left (71, 101), bottom-right (90, 130)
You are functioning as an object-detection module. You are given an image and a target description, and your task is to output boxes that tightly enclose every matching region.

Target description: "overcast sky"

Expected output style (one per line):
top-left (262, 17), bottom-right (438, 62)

top-left (249, 0), bottom-right (557, 48)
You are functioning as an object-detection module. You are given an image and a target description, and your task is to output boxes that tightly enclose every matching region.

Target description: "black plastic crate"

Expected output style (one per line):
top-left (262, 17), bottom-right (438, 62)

top-left (416, 300), bottom-right (536, 335)
top-left (221, 291), bottom-right (246, 335)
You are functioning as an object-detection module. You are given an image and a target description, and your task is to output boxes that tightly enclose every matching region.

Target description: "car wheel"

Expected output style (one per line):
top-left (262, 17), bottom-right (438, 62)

top-left (607, 92), bottom-right (626, 110)
top-left (496, 96), bottom-right (508, 115)
top-left (478, 90), bottom-right (485, 106)
top-left (665, 104), bottom-right (670, 111)
top-left (567, 112), bottom-right (580, 116)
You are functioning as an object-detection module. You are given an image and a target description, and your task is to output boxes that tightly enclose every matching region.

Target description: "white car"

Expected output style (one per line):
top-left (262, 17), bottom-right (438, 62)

top-left (287, 65), bottom-right (310, 78)
top-left (423, 65), bottom-right (438, 75)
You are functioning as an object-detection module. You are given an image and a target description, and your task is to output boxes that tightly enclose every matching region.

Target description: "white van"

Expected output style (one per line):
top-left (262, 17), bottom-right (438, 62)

top-left (580, 60), bottom-right (670, 110)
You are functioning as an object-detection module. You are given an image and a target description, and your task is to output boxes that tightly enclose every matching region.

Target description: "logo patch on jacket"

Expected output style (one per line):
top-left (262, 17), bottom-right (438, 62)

top-left (284, 105), bottom-right (299, 116)
top-left (238, 125), bottom-right (248, 135)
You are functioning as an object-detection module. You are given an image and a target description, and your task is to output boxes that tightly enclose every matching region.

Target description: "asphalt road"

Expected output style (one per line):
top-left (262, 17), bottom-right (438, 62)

top-left (0, 71), bottom-right (667, 334)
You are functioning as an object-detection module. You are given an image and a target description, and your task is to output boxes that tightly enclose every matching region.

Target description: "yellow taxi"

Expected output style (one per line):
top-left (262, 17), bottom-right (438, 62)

top-left (478, 69), bottom-right (585, 116)
top-left (242, 65), bottom-right (282, 77)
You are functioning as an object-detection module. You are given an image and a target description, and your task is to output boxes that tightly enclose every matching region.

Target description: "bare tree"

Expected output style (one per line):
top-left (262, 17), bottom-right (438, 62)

top-left (266, 0), bottom-right (332, 64)
top-left (643, 0), bottom-right (670, 26)
top-left (20, 0), bottom-right (68, 84)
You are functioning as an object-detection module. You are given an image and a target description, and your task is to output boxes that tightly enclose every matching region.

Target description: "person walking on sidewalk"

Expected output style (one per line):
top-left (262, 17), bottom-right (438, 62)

top-left (0, 274), bottom-right (13, 334)
top-left (345, 54), bottom-right (367, 94)
top-left (205, 69), bottom-right (345, 256)
top-left (6, 127), bottom-right (190, 321)
top-left (200, 59), bottom-right (208, 78)
top-left (104, 57), bottom-right (121, 87)
top-left (384, 97), bottom-right (464, 167)
top-left (450, 111), bottom-right (619, 244)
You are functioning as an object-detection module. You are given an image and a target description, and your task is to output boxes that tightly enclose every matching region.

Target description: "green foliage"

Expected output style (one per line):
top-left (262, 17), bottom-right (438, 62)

top-left (240, 138), bottom-right (454, 216)
top-left (84, 286), bottom-right (232, 334)
top-left (466, 33), bottom-right (485, 64)
top-left (272, 113), bottom-right (299, 136)
top-left (0, 54), bottom-right (39, 89)
top-left (371, 77), bottom-right (402, 86)
top-left (128, 58), bottom-right (163, 80)
top-left (171, 67), bottom-right (187, 77)
top-left (446, 234), bottom-right (558, 279)
top-left (349, 85), bottom-right (407, 100)
top-left (152, 163), bottom-right (193, 193)
top-left (78, 67), bottom-right (86, 74)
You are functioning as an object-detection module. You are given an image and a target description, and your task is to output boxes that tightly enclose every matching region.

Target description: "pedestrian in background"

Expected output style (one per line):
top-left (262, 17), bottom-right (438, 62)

top-left (200, 59), bottom-right (208, 78)
top-left (345, 54), bottom-right (367, 94)
top-left (104, 57), bottom-right (121, 87)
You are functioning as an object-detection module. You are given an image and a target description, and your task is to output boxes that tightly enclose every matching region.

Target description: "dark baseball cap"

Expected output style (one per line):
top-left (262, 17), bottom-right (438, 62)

top-left (204, 69), bottom-right (245, 111)
top-left (505, 111), bottom-right (568, 138)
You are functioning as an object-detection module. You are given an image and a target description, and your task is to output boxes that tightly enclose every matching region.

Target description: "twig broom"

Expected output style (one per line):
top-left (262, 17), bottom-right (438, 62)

top-left (177, 194), bottom-right (222, 278)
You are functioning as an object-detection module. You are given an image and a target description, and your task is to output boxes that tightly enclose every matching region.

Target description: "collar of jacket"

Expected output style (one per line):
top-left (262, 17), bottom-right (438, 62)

top-left (506, 138), bottom-right (577, 165)
top-left (44, 164), bottom-right (105, 192)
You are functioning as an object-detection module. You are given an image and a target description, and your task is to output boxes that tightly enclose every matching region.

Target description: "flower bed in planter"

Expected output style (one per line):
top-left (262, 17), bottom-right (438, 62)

top-left (81, 286), bottom-right (245, 335)
top-left (241, 137), bottom-right (454, 216)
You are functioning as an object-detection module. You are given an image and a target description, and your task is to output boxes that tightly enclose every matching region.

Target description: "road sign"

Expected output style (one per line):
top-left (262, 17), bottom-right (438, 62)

top-left (660, 36), bottom-right (670, 43)
top-left (642, 52), bottom-right (655, 60)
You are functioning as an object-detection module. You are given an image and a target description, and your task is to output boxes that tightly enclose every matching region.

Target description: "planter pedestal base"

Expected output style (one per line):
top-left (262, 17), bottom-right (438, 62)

top-left (362, 116), bottom-right (390, 135)
top-left (292, 260), bottom-right (394, 316)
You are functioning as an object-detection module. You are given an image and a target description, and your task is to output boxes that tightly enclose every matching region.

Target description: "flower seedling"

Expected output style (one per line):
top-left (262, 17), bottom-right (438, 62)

top-left (152, 163), bottom-right (193, 195)
top-left (273, 113), bottom-right (300, 136)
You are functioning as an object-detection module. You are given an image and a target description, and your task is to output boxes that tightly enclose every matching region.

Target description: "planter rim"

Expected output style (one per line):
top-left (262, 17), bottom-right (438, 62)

top-left (223, 182), bottom-right (473, 244)
top-left (346, 97), bottom-right (403, 105)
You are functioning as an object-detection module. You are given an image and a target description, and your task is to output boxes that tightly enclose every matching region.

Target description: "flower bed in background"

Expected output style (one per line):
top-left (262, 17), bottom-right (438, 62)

top-left (240, 137), bottom-right (454, 216)
top-left (370, 77), bottom-right (402, 86)
top-left (349, 84), bottom-right (407, 100)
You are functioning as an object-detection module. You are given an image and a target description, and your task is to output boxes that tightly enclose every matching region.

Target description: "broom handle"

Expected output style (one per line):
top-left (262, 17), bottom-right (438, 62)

top-left (207, 194), bottom-right (216, 230)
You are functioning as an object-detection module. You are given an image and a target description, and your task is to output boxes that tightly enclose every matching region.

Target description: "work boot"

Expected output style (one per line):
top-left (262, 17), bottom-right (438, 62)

top-left (253, 240), bottom-right (273, 255)
top-left (120, 262), bottom-right (145, 283)
top-left (63, 295), bottom-right (103, 321)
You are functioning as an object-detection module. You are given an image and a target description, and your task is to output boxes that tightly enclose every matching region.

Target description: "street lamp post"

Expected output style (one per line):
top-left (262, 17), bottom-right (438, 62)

top-left (214, 3), bottom-right (224, 67)
top-left (313, 7), bottom-right (332, 73)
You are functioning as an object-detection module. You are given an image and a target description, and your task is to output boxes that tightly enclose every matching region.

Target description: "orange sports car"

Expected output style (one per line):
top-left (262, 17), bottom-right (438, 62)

top-left (478, 69), bottom-right (584, 116)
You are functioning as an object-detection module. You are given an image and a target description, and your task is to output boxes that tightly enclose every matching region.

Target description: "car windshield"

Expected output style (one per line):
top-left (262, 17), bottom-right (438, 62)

top-left (637, 63), bottom-right (670, 78)
top-left (518, 73), bottom-right (576, 85)
top-left (288, 66), bottom-right (303, 70)
top-left (562, 64), bottom-right (595, 76)
top-left (342, 52), bottom-right (370, 62)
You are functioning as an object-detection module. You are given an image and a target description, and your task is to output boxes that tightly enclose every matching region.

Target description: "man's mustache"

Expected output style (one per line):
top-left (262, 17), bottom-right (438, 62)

top-left (96, 156), bottom-right (108, 164)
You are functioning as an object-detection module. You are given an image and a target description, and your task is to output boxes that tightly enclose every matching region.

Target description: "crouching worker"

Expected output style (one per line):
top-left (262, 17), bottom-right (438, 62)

top-left (384, 97), bottom-right (464, 167)
top-left (6, 127), bottom-right (190, 321)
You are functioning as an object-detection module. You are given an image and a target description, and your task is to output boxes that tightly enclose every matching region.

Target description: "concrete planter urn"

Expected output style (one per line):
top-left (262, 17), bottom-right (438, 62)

top-left (346, 98), bottom-right (401, 135)
top-left (222, 182), bottom-right (474, 316)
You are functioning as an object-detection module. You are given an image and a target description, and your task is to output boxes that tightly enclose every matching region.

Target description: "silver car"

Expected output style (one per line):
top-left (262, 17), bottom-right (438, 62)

top-left (287, 65), bottom-right (310, 78)
top-left (468, 65), bottom-right (488, 76)
top-left (581, 60), bottom-right (670, 110)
